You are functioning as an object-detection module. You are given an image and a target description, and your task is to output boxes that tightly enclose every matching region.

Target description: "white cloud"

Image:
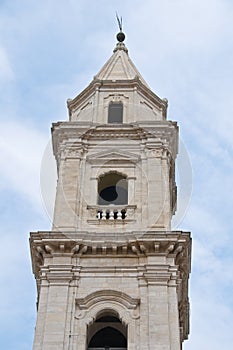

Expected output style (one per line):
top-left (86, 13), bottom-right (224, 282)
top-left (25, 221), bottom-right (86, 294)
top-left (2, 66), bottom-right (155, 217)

top-left (0, 120), bottom-right (48, 209)
top-left (130, 0), bottom-right (233, 53)
top-left (185, 292), bottom-right (233, 350)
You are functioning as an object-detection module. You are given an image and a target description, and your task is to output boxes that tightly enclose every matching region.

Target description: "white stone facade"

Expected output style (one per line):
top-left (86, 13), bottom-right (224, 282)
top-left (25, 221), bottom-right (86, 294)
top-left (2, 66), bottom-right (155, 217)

top-left (30, 40), bottom-right (191, 349)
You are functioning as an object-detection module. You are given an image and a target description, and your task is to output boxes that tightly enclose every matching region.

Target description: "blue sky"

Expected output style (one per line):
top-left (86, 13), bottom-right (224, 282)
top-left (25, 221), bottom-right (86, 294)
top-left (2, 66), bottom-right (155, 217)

top-left (0, 0), bottom-right (233, 349)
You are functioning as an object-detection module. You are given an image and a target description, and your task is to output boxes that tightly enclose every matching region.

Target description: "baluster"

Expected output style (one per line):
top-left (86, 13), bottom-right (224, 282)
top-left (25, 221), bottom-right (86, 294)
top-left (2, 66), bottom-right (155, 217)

top-left (121, 209), bottom-right (126, 220)
top-left (109, 210), bottom-right (114, 220)
top-left (102, 210), bottom-right (106, 220)
top-left (116, 210), bottom-right (121, 220)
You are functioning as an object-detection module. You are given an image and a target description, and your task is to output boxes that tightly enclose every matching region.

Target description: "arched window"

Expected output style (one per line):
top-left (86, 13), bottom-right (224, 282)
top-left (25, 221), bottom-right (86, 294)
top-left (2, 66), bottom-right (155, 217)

top-left (98, 172), bottom-right (128, 205)
top-left (87, 311), bottom-right (127, 349)
top-left (108, 102), bottom-right (123, 123)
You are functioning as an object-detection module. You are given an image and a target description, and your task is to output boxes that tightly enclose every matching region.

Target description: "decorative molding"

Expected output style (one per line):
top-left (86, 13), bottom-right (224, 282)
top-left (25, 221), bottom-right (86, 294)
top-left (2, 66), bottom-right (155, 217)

top-left (75, 289), bottom-right (140, 321)
top-left (30, 231), bottom-right (191, 281)
top-left (76, 289), bottom-right (139, 310)
top-left (52, 122), bottom-right (178, 166)
top-left (103, 93), bottom-right (129, 103)
top-left (86, 150), bottom-right (140, 164)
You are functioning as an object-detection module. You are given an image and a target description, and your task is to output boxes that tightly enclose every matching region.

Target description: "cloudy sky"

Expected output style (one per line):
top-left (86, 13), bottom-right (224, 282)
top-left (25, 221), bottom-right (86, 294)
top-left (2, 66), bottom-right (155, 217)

top-left (0, 0), bottom-right (233, 349)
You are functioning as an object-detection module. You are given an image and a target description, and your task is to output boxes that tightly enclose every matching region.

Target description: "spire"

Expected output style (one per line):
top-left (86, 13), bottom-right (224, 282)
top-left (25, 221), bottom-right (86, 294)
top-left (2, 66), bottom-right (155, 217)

top-left (94, 21), bottom-right (149, 87)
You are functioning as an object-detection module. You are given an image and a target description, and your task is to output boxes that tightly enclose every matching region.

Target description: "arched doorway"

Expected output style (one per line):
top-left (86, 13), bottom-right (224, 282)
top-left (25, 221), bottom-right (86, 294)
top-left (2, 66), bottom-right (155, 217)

top-left (87, 312), bottom-right (127, 350)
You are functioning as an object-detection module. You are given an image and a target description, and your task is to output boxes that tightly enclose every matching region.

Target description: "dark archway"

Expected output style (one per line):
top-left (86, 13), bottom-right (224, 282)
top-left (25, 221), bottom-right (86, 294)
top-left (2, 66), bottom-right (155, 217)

top-left (87, 311), bottom-right (127, 350)
top-left (88, 326), bottom-right (127, 348)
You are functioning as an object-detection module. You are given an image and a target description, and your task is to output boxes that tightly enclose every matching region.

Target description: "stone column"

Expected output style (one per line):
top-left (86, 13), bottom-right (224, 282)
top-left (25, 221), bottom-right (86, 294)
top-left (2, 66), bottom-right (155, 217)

top-left (168, 275), bottom-right (181, 349)
top-left (138, 276), bottom-right (150, 350)
top-left (143, 264), bottom-right (175, 350)
top-left (33, 265), bottom-right (74, 350)
top-left (128, 176), bottom-right (135, 205)
top-left (148, 284), bottom-right (170, 349)
top-left (32, 279), bottom-right (49, 349)
top-left (53, 154), bottom-right (81, 230)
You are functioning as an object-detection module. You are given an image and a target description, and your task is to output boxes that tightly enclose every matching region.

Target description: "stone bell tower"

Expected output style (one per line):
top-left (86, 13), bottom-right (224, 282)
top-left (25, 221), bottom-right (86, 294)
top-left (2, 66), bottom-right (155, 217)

top-left (30, 29), bottom-right (191, 350)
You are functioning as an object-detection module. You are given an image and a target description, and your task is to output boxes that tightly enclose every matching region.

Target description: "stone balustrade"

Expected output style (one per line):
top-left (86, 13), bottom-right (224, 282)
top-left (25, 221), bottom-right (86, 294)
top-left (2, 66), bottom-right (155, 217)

top-left (87, 205), bottom-right (136, 222)
top-left (97, 208), bottom-right (126, 220)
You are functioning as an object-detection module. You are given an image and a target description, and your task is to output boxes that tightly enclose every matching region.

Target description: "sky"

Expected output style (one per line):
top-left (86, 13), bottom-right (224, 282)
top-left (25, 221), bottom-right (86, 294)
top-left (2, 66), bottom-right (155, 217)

top-left (0, 0), bottom-right (233, 349)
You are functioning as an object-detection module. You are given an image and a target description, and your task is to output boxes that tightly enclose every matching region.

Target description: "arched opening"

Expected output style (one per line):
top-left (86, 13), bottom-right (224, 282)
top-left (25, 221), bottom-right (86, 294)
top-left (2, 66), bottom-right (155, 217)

top-left (87, 311), bottom-right (127, 350)
top-left (88, 327), bottom-right (127, 349)
top-left (98, 172), bottom-right (128, 205)
top-left (108, 102), bottom-right (123, 123)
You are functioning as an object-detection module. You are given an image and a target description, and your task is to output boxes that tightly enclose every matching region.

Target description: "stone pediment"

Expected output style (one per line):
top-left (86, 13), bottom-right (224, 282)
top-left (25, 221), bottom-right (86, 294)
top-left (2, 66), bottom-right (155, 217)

top-left (87, 150), bottom-right (140, 164)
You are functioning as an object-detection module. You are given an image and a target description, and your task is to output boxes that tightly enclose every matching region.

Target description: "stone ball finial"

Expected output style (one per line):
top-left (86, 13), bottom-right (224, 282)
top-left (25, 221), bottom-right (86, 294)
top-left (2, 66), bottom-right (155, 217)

top-left (116, 31), bottom-right (125, 42)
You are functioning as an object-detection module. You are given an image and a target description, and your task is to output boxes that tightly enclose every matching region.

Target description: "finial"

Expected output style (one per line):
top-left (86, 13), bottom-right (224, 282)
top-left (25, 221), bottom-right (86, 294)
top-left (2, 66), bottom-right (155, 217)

top-left (116, 12), bottom-right (125, 42)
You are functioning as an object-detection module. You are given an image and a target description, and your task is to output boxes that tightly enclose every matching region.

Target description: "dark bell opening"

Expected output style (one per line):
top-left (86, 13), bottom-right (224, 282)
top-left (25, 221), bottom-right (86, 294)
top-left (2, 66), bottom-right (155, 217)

top-left (98, 173), bottom-right (128, 206)
top-left (88, 326), bottom-right (127, 347)
top-left (99, 185), bottom-right (127, 205)
top-left (99, 186), bottom-right (118, 202)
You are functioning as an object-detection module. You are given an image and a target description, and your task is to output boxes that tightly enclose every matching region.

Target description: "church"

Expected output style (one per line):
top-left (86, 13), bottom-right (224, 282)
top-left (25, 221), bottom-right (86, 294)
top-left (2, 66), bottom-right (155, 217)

top-left (30, 27), bottom-right (191, 350)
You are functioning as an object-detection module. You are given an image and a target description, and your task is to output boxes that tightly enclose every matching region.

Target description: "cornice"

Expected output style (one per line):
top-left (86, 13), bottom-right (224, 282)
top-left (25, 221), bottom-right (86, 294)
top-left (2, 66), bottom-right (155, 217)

top-left (30, 230), bottom-right (191, 279)
top-left (52, 122), bottom-right (178, 165)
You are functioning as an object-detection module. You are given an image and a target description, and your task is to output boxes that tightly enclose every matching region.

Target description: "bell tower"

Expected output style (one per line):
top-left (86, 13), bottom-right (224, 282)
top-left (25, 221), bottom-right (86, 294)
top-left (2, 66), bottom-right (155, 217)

top-left (30, 29), bottom-right (191, 350)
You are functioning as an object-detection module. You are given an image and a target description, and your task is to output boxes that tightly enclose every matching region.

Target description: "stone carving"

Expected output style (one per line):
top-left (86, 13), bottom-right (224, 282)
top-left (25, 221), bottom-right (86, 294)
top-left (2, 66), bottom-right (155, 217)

top-left (76, 289), bottom-right (140, 321)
